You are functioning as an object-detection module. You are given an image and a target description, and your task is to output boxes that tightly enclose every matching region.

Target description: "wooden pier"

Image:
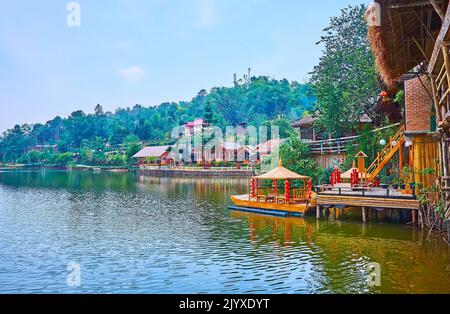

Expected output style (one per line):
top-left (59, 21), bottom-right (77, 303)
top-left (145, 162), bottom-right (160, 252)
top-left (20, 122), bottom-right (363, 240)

top-left (315, 184), bottom-right (420, 223)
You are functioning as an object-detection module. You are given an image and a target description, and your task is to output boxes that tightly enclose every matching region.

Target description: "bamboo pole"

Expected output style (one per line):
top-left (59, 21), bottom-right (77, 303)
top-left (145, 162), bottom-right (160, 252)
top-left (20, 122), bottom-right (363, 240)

top-left (316, 205), bottom-right (321, 219)
top-left (362, 206), bottom-right (367, 223)
top-left (431, 77), bottom-right (443, 122)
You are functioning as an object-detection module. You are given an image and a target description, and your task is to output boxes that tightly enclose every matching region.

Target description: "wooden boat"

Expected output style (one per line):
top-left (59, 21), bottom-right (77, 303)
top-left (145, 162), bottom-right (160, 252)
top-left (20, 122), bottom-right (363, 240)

top-left (229, 162), bottom-right (316, 217)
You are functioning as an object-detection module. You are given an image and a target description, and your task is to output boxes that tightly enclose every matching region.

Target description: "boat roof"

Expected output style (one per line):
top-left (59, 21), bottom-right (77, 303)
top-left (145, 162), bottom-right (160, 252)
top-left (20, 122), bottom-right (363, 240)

top-left (255, 166), bottom-right (309, 180)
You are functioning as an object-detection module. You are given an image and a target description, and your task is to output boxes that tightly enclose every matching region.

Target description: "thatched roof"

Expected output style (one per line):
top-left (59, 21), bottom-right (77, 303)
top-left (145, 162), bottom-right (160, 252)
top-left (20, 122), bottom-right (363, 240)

top-left (292, 115), bottom-right (318, 128)
top-left (255, 166), bottom-right (309, 180)
top-left (292, 113), bottom-right (371, 128)
top-left (367, 1), bottom-right (446, 87)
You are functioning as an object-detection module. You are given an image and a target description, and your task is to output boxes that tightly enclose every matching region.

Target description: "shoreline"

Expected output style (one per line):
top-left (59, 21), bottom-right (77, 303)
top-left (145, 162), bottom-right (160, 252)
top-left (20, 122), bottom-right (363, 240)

top-left (0, 165), bottom-right (255, 177)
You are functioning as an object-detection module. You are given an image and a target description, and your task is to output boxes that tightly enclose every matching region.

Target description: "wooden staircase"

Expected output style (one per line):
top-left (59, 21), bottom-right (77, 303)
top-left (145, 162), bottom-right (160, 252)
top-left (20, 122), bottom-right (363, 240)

top-left (366, 126), bottom-right (405, 182)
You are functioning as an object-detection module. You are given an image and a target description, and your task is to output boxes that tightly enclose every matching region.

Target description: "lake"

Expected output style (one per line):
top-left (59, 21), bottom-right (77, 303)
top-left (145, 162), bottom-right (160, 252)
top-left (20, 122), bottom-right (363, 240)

top-left (0, 170), bottom-right (449, 294)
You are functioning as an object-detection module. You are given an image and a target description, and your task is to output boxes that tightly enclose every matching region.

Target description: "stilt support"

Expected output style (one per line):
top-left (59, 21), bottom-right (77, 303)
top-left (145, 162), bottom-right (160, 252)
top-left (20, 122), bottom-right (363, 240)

top-left (362, 206), bottom-right (367, 223)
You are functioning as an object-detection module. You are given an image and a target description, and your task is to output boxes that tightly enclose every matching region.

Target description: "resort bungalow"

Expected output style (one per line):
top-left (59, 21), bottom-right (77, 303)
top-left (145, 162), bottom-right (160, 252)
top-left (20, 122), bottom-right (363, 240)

top-left (133, 146), bottom-right (173, 166)
top-left (292, 113), bottom-right (372, 168)
top-left (292, 113), bottom-right (373, 142)
top-left (182, 119), bottom-right (208, 137)
top-left (253, 138), bottom-right (285, 162)
top-left (203, 141), bottom-right (251, 162)
top-left (365, 1), bottom-right (448, 211)
top-left (33, 144), bottom-right (58, 153)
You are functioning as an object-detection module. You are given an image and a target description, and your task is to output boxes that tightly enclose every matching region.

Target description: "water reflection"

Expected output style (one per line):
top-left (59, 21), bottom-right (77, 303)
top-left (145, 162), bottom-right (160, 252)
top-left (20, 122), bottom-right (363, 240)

top-left (231, 212), bottom-right (450, 293)
top-left (0, 171), bottom-right (449, 294)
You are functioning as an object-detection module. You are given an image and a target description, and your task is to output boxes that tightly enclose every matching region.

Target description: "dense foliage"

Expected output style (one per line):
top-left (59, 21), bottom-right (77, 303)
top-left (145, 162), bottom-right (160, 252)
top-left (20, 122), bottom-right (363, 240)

top-left (0, 77), bottom-right (314, 165)
top-left (311, 5), bottom-right (379, 137)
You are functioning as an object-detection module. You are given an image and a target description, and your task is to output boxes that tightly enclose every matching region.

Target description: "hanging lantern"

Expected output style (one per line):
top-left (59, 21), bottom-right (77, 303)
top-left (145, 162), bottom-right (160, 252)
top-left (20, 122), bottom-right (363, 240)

top-left (251, 178), bottom-right (256, 198)
top-left (379, 139), bottom-right (386, 146)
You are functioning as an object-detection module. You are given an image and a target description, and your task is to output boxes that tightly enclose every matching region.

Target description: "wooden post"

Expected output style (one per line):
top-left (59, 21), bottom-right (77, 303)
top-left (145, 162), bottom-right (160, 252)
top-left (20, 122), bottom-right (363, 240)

top-left (412, 209), bottom-right (417, 225)
top-left (362, 206), bottom-right (367, 223)
top-left (316, 205), bottom-right (321, 219)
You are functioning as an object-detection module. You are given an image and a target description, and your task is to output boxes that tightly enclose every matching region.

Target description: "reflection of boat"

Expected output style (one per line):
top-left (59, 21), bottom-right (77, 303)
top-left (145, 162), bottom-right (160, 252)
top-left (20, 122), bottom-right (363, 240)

top-left (230, 211), bottom-right (313, 245)
top-left (229, 162), bottom-right (316, 217)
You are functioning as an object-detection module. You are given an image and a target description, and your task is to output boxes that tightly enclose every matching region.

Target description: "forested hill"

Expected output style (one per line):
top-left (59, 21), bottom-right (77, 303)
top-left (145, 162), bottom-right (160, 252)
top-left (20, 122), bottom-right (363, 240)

top-left (0, 76), bottom-right (314, 162)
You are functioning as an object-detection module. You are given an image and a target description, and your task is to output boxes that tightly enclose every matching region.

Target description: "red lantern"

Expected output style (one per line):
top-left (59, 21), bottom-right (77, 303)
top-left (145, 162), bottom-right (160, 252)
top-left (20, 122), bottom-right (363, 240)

top-left (285, 180), bottom-right (291, 203)
top-left (251, 178), bottom-right (256, 198)
top-left (307, 179), bottom-right (312, 200)
top-left (380, 91), bottom-right (388, 98)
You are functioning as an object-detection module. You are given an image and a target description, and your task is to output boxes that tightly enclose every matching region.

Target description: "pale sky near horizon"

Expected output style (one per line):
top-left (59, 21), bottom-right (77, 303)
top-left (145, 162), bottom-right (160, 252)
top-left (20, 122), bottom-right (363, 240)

top-left (0, 0), bottom-right (369, 133)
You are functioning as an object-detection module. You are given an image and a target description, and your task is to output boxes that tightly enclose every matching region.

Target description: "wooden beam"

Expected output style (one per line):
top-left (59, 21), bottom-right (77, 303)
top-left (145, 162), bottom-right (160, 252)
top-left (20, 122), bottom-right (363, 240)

top-left (428, 4), bottom-right (450, 73)
top-left (431, 76), bottom-right (444, 121)
top-left (412, 36), bottom-right (431, 62)
top-left (411, 9), bottom-right (436, 41)
top-left (389, 1), bottom-right (435, 9)
top-left (430, 0), bottom-right (445, 20)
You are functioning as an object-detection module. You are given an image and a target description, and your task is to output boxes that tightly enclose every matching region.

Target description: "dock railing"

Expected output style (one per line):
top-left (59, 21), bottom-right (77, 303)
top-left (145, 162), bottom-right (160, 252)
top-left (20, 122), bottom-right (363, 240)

top-left (315, 184), bottom-right (416, 200)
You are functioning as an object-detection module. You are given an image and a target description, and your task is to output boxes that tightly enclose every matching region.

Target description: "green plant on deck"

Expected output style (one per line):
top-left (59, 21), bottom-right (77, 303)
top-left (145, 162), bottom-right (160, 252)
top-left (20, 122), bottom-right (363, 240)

top-left (394, 90), bottom-right (405, 105)
top-left (379, 173), bottom-right (392, 184)
top-left (343, 119), bottom-right (395, 170)
top-left (401, 166), bottom-right (413, 180)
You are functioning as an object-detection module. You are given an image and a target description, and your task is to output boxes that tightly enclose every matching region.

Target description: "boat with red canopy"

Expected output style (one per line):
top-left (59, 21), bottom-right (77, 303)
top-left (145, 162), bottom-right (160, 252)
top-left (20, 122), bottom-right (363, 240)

top-left (229, 162), bottom-right (316, 217)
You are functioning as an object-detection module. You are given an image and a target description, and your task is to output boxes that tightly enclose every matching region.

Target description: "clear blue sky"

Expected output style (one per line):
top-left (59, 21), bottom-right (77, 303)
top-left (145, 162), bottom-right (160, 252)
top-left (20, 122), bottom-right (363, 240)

top-left (0, 0), bottom-right (368, 133)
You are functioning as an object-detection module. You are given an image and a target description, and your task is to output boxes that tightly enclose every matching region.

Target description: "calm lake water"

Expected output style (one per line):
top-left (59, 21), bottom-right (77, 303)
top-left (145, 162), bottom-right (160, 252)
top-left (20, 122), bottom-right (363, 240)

top-left (0, 170), bottom-right (449, 294)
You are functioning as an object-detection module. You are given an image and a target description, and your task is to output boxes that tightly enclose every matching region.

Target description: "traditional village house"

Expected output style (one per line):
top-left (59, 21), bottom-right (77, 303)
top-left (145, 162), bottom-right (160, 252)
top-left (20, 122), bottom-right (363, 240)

top-left (33, 144), bottom-right (58, 154)
top-left (292, 113), bottom-right (373, 168)
top-left (251, 138), bottom-right (285, 163)
top-left (214, 141), bottom-right (252, 163)
top-left (132, 146), bottom-right (173, 166)
top-left (182, 119), bottom-right (207, 137)
top-left (365, 0), bottom-right (449, 219)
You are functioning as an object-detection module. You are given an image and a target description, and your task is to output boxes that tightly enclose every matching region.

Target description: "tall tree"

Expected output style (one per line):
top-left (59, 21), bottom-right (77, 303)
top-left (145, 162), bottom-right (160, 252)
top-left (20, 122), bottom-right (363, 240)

top-left (311, 5), bottom-right (378, 137)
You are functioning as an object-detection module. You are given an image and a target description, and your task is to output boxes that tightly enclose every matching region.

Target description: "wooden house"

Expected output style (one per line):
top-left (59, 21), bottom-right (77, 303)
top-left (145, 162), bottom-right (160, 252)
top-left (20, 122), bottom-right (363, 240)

top-left (365, 0), bottom-right (450, 216)
top-left (132, 146), bottom-right (173, 166)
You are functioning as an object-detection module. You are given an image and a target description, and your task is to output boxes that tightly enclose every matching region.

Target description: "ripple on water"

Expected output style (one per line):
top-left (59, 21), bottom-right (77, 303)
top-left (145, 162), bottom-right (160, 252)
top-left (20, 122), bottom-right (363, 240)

top-left (1, 172), bottom-right (450, 293)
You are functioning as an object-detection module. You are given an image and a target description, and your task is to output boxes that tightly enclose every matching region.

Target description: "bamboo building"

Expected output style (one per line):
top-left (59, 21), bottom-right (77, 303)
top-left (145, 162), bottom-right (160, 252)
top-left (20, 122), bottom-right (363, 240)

top-left (366, 0), bottom-right (450, 220)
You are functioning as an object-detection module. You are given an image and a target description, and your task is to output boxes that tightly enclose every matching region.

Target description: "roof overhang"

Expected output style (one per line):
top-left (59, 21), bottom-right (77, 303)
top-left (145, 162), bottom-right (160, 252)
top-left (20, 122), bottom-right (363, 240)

top-left (369, 0), bottom-right (448, 85)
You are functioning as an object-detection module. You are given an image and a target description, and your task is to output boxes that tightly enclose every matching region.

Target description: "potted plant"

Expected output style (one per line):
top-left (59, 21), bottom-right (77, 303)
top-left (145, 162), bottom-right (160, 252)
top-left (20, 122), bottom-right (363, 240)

top-left (391, 178), bottom-right (399, 189)
top-left (379, 174), bottom-right (390, 189)
top-left (399, 177), bottom-right (406, 190)
top-left (401, 166), bottom-right (415, 189)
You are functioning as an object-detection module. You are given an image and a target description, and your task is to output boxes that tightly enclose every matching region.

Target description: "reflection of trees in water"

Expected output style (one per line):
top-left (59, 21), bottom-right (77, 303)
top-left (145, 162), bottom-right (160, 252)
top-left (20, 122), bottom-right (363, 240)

top-left (0, 170), bottom-right (139, 192)
top-left (231, 212), bottom-right (450, 293)
top-left (137, 176), bottom-right (248, 204)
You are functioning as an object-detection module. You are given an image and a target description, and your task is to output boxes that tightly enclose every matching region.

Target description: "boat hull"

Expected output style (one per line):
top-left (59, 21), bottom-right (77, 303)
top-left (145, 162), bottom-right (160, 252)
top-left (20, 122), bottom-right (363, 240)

top-left (229, 194), bottom-right (313, 217)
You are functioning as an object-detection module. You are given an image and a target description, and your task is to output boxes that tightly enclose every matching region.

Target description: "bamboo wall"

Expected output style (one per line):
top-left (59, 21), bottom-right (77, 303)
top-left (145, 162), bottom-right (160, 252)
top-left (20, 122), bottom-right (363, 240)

top-left (412, 135), bottom-right (439, 189)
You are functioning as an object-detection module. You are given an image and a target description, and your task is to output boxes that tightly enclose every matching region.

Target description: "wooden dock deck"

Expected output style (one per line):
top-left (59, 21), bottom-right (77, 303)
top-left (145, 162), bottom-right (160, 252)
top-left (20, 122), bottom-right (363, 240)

top-left (315, 184), bottom-right (419, 210)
